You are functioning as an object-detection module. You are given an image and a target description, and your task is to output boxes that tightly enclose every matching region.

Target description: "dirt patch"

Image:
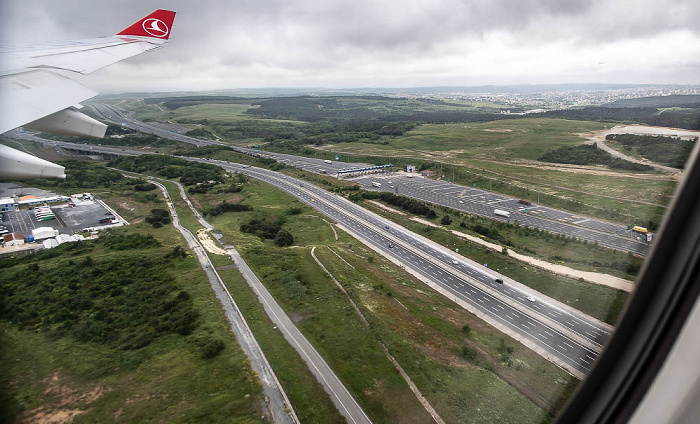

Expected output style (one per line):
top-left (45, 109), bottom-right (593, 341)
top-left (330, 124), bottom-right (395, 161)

top-left (411, 217), bottom-right (439, 228)
top-left (483, 128), bottom-right (513, 133)
top-left (19, 372), bottom-right (110, 424)
top-left (498, 158), bottom-right (675, 181)
top-left (366, 200), bottom-right (406, 215)
top-left (117, 201), bottom-right (135, 211)
top-left (197, 229), bottom-right (228, 255)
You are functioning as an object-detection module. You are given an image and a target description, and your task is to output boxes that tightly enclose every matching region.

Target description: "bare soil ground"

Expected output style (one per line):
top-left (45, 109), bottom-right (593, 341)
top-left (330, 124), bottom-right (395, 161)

top-left (19, 372), bottom-right (110, 424)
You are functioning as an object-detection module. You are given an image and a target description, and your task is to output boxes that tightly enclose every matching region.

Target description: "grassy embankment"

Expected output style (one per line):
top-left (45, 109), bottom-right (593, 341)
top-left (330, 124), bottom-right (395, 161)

top-left (360, 199), bottom-right (631, 325)
top-left (116, 99), bottom-right (677, 227)
top-left (154, 178), bottom-right (349, 424)
top-left (182, 175), bottom-right (587, 423)
top-left (316, 119), bottom-right (677, 227)
top-left (0, 172), bottom-right (268, 423)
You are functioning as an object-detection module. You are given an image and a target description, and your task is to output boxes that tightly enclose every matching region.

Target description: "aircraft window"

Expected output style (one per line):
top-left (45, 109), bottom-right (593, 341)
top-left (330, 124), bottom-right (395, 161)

top-left (2, 4), bottom-right (699, 423)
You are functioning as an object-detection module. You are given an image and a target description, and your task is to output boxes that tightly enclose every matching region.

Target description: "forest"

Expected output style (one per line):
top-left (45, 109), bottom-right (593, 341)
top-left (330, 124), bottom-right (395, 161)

top-left (538, 144), bottom-right (654, 171)
top-left (605, 133), bottom-right (697, 169)
top-left (543, 106), bottom-right (700, 130)
top-left (0, 236), bottom-right (198, 351)
top-left (108, 155), bottom-right (225, 184)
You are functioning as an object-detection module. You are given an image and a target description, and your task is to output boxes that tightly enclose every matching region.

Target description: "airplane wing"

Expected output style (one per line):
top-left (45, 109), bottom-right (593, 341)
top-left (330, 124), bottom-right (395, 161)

top-left (0, 9), bottom-right (176, 180)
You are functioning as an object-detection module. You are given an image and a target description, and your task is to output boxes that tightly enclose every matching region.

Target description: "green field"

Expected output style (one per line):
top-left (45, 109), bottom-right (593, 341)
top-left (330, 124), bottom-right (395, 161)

top-left (178, 175), bottom-right (587, 422)
top-left (0, 177), bottom-right (268, 423)
top-left (97, 96), bottom-right (680, 228)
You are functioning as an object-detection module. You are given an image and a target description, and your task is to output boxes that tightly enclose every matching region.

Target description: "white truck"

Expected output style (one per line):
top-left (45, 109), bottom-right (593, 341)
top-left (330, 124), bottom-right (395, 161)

top-left (324, 159), bottom-right (332, 164)
top-left (372, 182), bottom-right (382, 187)
top-left (494, 209), bottom-right (511, 218)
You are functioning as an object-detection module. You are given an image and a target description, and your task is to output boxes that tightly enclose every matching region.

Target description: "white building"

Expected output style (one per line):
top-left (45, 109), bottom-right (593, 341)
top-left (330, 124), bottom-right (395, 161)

top-left (42, 239), bottom-right (59, 249)
top-left (3, 233), bottom-right (24, 246)
top-left (0, 197), bottom-right (16, 212)
top-left (32, 227), bottom-right (59, 241)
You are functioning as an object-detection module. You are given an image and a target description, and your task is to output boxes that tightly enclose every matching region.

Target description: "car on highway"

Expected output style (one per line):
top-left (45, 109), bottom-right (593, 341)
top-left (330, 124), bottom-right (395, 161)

top-left (388, 243), bottom-right (393, 248)
top-left (452, 259), bottom-right (459, 264)
top-left (495, 278), bottom-right (503, 284)
top-left (526, 296), bottom-right (536, 302)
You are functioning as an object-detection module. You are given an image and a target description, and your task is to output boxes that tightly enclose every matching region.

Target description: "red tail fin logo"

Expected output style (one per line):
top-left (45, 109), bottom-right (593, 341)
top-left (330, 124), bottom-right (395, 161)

top-left (117, 9), bottom-right (176, 39)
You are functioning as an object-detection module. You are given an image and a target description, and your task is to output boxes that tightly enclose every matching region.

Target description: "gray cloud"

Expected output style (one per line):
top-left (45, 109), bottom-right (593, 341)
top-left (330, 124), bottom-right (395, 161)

top-left (2, 0), bottom-right (699, 91)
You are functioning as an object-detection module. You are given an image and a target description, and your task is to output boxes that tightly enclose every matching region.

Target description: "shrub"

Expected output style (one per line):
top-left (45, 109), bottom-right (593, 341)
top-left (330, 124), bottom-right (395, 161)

top-left (145, 209), bottom-right (171, 228)
top-left (274, 229), bottom-right (294, 247)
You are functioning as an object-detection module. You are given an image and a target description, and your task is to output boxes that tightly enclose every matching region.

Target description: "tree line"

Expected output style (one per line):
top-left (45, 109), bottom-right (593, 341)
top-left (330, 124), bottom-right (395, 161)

top-left (606, 133), bottom-right (697, 169)
top-left (538, 144), bottom-right (653, 171)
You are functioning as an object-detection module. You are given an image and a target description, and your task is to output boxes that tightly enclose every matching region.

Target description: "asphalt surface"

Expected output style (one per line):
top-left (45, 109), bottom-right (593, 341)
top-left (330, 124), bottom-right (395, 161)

top-left (12, 104), bottom-right (626, 376)
top-left (156, 177), bottom-right (370, 424)
top-left (86, 102), bottom-right (652, 256)
top-left (354, 174), bottom-right (651, 255)
top-left (153, 179), bottom-right (299, 424)
top-left (191, 157), bottom-right (612, 378)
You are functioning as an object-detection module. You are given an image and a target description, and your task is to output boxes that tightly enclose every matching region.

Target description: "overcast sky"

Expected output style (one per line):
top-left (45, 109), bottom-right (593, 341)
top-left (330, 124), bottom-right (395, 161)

top-left (3, 0), bottom-right (700, 93)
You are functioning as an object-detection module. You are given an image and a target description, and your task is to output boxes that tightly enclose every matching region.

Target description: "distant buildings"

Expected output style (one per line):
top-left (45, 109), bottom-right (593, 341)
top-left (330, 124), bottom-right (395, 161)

top-left (404, 164), bottom-right (416, 173)
top-left (420, 170), bottom-right (436, 177)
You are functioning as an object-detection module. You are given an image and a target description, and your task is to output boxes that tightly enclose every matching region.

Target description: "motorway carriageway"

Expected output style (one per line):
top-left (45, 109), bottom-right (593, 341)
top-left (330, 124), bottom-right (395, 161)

top-left (190, 157), bottom-right (613, 379)
top-left (90, 102), bottom-right (649, 256)
top-left (12, 119), bottom-right (612, 379)
top-left (354, 175), bottom-right (650, 256)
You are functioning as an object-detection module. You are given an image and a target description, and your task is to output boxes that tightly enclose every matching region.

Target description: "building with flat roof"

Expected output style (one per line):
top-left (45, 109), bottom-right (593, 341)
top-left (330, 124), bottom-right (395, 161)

top-left (3, 233), bottom-right (24, 246)
top-left (32, 227), bottom-right (59, 241)
top-left (0, 197), bottom-right (16, 212)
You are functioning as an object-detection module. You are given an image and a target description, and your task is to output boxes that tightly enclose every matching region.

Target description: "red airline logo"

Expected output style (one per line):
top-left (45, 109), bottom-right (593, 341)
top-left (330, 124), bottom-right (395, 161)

top-left (117, 9), bottom-right (176, 40)
top-left (142, 18), bottom-right (169, 38)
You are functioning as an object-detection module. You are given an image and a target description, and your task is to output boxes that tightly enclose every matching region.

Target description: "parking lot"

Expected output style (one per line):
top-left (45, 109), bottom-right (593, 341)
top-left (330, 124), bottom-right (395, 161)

top-left (1, 184), bottom-right (117, 239)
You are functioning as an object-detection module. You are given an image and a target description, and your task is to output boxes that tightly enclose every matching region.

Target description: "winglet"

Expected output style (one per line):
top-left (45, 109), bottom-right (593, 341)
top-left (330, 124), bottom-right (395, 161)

top-left (117, 9), bottom-right (176, 40)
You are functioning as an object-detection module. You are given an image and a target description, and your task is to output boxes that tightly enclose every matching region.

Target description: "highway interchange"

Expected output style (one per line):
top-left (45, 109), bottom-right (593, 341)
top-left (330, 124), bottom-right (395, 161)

top-left (13, 102), bottom-right (636, 377)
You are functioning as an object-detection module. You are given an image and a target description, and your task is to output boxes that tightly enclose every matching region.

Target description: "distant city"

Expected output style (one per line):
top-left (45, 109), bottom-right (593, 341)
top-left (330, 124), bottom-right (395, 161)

top-left (118, 83), bottom-right (700, 111)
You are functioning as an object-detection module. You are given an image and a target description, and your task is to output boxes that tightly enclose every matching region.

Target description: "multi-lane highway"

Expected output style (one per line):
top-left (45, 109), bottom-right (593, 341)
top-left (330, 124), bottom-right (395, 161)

top-left (189, 157), bottom-right (612, 378)
top-left (87, 102), bottom-right (651, 256)
top-left (354, 174), bottom-right (651, 255)
top-left (7, 112), bottom-right (617, 377)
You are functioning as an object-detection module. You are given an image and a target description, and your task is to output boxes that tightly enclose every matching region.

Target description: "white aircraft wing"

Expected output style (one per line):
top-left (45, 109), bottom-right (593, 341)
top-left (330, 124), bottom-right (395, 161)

top-left (0, 9), bottom-right (176, 180)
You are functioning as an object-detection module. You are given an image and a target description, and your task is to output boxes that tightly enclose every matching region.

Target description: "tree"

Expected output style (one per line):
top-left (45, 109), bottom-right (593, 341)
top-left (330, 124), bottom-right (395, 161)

top-left (274, 229), bottom-right (294, 247)
top-left (441, 215), bottom-right (452, 225)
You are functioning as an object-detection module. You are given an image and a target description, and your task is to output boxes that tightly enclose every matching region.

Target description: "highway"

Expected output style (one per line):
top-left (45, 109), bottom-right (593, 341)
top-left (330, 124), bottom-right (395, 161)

top-left (151, 179), bottom-right (299, 424)
top-left (190, 157), bottom-right (613, 379)
top-left (354, 174), bottom-right (651, 255)
top-left (8, 116), bottom-right (615, 377)
top-left (160, 177), bottom-right (370, 424)
top-left (87, 102), bottom-right (651, 256)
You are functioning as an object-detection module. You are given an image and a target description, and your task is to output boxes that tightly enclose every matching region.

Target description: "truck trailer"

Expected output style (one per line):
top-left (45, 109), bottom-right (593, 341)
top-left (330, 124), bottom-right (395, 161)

top-left (494, 209), bottom-right (511, 218)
